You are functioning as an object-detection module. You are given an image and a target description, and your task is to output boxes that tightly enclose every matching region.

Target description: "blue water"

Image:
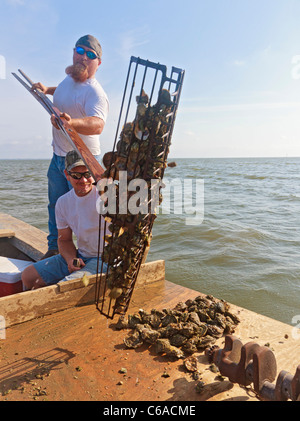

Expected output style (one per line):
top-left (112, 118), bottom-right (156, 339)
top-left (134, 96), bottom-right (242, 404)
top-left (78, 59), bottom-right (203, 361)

top-left (1, 157), bottom-right (300, 324)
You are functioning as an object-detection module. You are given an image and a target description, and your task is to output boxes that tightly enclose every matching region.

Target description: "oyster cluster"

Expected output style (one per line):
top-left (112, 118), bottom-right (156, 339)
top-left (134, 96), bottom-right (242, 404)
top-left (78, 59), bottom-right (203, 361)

top-left (118, 295), bottom-right (240, 359)
top-left (102, 216), bottom-right (152, 303)
top-left (100, 89), bottom-right (174, 309)
top-left (102, 89), bottom-right (173, 183)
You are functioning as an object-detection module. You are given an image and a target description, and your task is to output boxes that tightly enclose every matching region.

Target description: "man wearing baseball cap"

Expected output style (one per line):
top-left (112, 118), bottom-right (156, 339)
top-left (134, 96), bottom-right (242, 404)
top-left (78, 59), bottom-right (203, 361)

top-left (32, 35), bottom-right (109, 259)
top-left (22, 150), bottom-right (107, 289)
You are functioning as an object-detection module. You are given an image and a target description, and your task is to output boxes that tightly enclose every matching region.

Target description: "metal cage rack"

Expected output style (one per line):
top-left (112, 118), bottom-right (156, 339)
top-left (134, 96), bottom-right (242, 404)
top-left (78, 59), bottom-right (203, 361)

top-left (95, 56), bottom-right (184, 319)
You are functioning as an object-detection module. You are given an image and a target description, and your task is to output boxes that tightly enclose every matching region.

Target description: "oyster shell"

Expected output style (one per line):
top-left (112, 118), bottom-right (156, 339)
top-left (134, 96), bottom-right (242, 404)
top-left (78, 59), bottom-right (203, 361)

top-left (184, 355), bottom-right (198, 372)
top-left (169, 334), bottom-right (187, 347)
top-left (115, 316), bottom-right (128, 330)
top-left (188, 312), bottom-right (202, 326)
top-left (161, 312), bottom-right (178, 327)
top-left (225, 311), bottom-right (241, 325)
top-left (128, 313), bottom-right (143, 328)
top-left (155, 339), bottom-right (184, 359)
top-left (206, 325), bottom-right (223, 338)
top-left (197, 335), bottom-right (216, 350)
top-left (123, 331), bottom-right (143, 349)
top-left (182, 337), bottom-right (199, 354)
top-left (139, 324), bottom-right (161, 344)
top-left (122, 295), bottom-right (240, 360)
top-left (100, 88), bottom-right (176, 308)
top-left (180, 322), bottom-right (196, 338)
top-left (174, 301), bottom-right (188, 312)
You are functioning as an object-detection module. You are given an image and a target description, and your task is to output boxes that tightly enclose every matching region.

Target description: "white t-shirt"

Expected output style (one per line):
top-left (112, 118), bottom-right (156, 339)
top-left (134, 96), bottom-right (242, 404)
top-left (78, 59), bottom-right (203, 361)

top-left (55, 186), bottom-right (106, 258)
top-left (52, 75), bottom-right (109, 156)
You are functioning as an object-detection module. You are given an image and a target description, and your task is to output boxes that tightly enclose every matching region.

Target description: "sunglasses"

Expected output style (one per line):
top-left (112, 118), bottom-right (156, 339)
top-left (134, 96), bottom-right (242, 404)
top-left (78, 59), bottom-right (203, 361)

top-left (68, 171), bottom-right (92, 180)
top-left (75, 46), bottom-right (98, 60)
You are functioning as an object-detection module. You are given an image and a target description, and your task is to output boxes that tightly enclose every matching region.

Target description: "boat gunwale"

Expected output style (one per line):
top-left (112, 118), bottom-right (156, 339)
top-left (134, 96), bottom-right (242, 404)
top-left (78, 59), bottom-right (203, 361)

top-left (0, 213), bottom-right (165, 328)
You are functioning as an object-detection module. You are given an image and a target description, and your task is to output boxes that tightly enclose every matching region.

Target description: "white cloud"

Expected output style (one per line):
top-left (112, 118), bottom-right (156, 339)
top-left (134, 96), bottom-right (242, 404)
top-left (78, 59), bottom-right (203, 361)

top-left (180, 102), bottom-right (300, 114)
top-left (233, 59), bottom-right (246, 67)
top-left (118, 26), bottom-right (150, 61)
top-left (5, 0), bottom-right (25, 5)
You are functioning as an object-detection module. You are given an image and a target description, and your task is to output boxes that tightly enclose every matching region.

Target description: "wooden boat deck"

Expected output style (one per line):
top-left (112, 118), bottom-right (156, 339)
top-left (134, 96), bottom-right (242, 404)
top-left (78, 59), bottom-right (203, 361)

top-left (0, 212), bottom-right (299, 401)
top-left (1, 279), bottom-right (299, 402)
top-left (0, 213), bottom-right (47, 262)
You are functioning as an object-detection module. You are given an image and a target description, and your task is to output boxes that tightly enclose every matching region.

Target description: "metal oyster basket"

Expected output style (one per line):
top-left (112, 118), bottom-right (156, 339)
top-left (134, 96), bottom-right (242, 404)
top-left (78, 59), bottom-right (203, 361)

top-left (95, 56), bottom-right (185, 319)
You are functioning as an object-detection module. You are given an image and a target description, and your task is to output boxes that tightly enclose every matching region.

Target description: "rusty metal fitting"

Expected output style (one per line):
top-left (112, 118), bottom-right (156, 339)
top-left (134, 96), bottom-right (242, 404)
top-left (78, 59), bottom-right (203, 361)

top-left (206, 335), bottom-right (300, 401)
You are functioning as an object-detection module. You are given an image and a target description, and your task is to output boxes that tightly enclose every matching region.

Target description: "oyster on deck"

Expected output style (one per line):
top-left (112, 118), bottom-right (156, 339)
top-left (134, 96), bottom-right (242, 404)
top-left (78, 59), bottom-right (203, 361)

top-left (121, 295), bottom-right (240, 359)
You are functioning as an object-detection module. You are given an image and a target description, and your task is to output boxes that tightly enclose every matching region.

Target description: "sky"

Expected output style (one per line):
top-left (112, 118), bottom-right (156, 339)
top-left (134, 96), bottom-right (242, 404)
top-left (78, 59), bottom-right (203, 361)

top-left (1, 0), bottom-right (300, 159)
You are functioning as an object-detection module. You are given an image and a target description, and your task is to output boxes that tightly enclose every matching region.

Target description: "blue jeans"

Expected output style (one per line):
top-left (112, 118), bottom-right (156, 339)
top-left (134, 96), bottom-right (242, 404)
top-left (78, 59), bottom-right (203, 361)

top-left (33, 252), bottom-right (107, 286)
top-left (47, 153), bottom-right (102, 250)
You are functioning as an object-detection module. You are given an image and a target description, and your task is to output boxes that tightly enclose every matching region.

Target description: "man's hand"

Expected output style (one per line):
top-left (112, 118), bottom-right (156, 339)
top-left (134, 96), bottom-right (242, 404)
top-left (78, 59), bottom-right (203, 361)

top-left (31, 82), bottom-right (56, 95)
top-left (67, 257), bottom-right (85, 273)
top-left (50, 107), bottom-right (72, 130)
top-left (31, 82), bottom-right (48, 93)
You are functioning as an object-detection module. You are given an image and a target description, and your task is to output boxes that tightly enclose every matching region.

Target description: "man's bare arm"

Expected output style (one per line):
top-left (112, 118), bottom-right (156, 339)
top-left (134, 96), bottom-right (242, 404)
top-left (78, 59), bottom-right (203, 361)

top-left (52, 112), bottom-right (105, 136)
top-left (66, 115), bottom-right (105, 135)
top-left (58, 227), bottom-right (85, 272)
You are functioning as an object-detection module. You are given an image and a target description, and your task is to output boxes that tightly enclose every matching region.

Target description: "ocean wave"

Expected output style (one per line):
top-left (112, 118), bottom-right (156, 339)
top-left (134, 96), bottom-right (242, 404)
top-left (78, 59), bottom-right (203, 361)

top-left (272, 193), bottom-right (300, 202)
top-left (244, 174), bottom-right (267, 180)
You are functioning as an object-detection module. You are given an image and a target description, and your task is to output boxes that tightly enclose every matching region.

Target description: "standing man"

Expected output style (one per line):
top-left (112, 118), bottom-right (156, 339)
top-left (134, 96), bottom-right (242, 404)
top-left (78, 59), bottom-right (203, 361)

top-left (22, 150), bottom-right (107, 289)
top-left (32, 35), bottom-right (109, 259)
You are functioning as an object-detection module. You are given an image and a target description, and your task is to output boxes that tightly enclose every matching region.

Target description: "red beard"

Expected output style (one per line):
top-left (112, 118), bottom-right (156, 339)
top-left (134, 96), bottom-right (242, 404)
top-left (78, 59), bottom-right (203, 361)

top-left (65, 63), bottom-right (89, 82)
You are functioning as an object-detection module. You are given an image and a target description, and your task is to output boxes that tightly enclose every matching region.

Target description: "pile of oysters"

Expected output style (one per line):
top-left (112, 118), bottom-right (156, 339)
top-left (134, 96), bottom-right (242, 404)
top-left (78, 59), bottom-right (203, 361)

top-left (117, 295), bottom-right (240, 359)
top-left (102, 88), bottom-right (173, 183)
top-left (100, 89), bottom-right (174, 308)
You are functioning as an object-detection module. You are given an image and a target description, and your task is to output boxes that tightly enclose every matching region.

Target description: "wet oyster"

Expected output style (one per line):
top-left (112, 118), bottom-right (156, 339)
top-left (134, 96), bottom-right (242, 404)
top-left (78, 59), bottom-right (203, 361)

top-left (197, 335), bottom-right (216, 350)
top-left (138, 324), bottom-right (161, 344)
top-left (100, 89), bottom-right (176, 313)
top-left (121, 295), bottom-right (240, 360)
top-left (174, 301), bottom-right (188, 312)
top-left (225, 311), bottom-right (241, 325)
top-left (123, 330), bottom-right (143, 349)
top-left (182, 337), bottom-right (199, 354)
top-left (169, 334), bottom-right (187, 347)
top-left (206, 325), bottom-right (224, 338)
top-left (184, 355), bottom-right (198, 372)
top-left (128, 313), bottom-right (143, 329)
top-left (188, 312), bottom-right (202, 326)
top-left (161, 312), bottom-right (178, 327)
top-left (155, 338), bottom-right (184, 359)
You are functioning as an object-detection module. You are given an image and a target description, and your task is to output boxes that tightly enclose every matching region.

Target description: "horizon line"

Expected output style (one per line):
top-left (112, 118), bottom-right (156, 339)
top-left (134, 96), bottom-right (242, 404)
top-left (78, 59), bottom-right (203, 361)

top-left (1, 155), bottom-right (300, 161)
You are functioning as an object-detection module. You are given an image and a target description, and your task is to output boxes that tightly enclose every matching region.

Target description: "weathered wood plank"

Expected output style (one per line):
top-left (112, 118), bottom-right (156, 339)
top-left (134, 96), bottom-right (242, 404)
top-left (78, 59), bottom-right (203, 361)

top-left (0, 213), bottom-right (47, 260)
top-left (0, 280), bottom-right (298, 402)
top-left (0, 229), bottom-right (15, 238)
top-left (0, 260), bottom-right (165, 328)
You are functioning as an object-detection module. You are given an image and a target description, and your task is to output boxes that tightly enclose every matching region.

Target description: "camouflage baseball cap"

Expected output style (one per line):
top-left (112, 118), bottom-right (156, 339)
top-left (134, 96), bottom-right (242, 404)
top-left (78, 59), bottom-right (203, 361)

top-left (75, 34), bottom-right (102, 59)
top-left (65, 150), bottom-right (85, 172)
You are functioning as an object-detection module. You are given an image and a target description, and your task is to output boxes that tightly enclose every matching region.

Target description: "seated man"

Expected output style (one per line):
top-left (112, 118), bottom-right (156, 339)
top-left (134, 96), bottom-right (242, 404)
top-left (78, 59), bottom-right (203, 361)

top-left (22, 150), bottom-right (107, 290)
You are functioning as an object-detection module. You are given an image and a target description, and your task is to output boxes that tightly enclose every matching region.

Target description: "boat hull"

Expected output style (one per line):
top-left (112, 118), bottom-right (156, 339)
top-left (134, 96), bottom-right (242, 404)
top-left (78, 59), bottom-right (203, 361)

top-left (0, 213), bottom-right (165, 327)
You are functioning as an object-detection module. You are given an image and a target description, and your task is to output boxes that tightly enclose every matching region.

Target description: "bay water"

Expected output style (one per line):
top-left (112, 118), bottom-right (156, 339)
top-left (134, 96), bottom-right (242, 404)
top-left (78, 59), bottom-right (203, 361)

top-left (1, 157), bottom-right (300, 325)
